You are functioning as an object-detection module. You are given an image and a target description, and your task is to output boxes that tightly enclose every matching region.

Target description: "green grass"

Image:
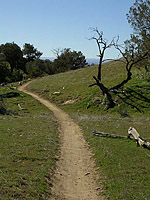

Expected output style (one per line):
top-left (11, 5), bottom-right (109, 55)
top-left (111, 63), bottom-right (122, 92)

top-left (0, 85), bottom-right (59, 199)
top-left (72, 113), bottom-right (150, 199)
top-left (26, 62), bottom-right (150, 199)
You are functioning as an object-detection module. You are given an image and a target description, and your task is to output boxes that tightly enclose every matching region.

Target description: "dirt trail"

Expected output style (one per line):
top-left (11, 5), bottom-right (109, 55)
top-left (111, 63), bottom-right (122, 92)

top-left (18, 82), bottom-right (105, 200)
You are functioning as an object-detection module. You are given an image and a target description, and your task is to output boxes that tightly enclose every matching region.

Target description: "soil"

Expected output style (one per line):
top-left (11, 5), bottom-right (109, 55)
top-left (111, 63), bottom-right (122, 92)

top-left (18, 82), bottom-right (106, 200)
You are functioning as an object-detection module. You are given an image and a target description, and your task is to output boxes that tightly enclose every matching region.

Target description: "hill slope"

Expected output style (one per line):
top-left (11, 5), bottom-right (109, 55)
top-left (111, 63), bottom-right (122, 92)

top-left (28, 61), bottom-right (150, 115)
top-left (27, 61), bottom-right (150, 199)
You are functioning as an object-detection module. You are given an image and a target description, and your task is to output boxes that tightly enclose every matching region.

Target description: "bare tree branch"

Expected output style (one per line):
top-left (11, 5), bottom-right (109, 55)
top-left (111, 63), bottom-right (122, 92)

top-left (88, 27), bottom-right (148, 109)
top-left (52, 48), bottom-right (63, 58)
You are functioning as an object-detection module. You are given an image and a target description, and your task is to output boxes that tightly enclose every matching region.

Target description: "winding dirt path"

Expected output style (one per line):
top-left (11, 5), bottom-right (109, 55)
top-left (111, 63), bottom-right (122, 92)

top-left (18, 82), bottom-right (105, 200)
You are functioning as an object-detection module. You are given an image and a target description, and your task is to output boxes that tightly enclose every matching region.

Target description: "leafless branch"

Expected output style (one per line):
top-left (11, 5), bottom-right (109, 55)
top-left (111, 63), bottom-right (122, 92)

top-left (52, 48), bottom-right (63, 58)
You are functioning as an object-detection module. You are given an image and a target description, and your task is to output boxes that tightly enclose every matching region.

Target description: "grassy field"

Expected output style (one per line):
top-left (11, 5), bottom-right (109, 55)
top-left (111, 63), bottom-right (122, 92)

top-left (0, 85), bottom-right (59, 199)
top-left (27, 61), bottom-right (150, 200)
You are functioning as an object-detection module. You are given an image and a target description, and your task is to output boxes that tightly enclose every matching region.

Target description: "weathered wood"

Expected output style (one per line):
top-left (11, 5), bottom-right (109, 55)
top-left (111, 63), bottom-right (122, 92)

top-left (92, 127), bottom-right (150, 150)
top-left (128, 127), bottom-right (150, 149)
top-left (17, 103), bottom-right (26, 110)
top-left (128, 127), bottom-right (140, 140)
top-left (53, 91), bottom-right (61, 95)
top-left (92, 130), bottom-right (127, 139)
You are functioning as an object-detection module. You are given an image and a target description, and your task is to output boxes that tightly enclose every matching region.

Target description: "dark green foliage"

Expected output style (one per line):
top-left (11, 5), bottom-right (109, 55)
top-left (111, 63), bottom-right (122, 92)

top-left (0, 42), bottom-right (45, 81)
top-left (0, 42), bottom-right (26, 83)
top-left (127, 0), bottom-right (150, 67)
top-left (26, 59), bottom-right (43, 78)
top-left (22, 43), bottom-right (43, 62)
top-left (0, 42), bottom-right (24, 73)
top-left (11, 69), bottom-right (24, 82)
top-left (52, 48), bottom-right (87, 73)
top-left (69, 50), bottom-right (87, 70)
top-left (0, 62), bottom-right (11, 83)
top-left (127, 0), bottom-right (150, 36)
top-left (42, 59), bottom-right (54, 75)
top-left (26, 59), bottom-right (53, 78)
top-left (0, 42), bottom-right (87, 81)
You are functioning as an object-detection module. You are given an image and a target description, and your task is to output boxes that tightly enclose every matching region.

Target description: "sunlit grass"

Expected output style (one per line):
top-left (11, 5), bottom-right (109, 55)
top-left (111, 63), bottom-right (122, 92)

top-left (27, 61), bottom-right (150, 199)
top-left (0, 86), bottom-right (59, 200)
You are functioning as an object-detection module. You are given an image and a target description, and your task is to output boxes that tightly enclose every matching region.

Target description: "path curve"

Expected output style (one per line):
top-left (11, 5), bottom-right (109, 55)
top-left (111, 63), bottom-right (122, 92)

top-left (18, 82), bottom-right (105, 200)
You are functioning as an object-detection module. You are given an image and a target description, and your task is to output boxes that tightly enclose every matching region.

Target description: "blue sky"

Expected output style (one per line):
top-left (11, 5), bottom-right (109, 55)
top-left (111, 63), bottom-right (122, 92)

top-left (0, 0), bottom-right (135, 59)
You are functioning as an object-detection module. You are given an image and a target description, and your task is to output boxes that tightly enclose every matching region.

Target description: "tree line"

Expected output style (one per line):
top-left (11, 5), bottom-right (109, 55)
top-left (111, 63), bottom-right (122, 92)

top-left (0, 43), bottom-right (87, 83)
top-left (0, 0), bottom-right (149, 90)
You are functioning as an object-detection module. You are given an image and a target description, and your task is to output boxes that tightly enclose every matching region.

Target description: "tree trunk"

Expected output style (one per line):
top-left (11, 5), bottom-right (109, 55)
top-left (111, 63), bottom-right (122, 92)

top-left (92, 130), bottom-right (127, 138)
top-left (97, 55), bottom-right (103, 82)
top-left (93, 76), bottom-right (115, 109)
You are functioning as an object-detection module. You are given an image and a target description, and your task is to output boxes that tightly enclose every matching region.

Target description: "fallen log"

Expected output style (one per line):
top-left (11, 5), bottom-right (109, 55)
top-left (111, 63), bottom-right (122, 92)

top-left (17, 103), bottom-right (27, 110)
top-left (92, 127), bottom-right (150, 150)
top-left (92, 130), bottom-right (127, 139)
top-left (128, 127), bottom-right (150, 149)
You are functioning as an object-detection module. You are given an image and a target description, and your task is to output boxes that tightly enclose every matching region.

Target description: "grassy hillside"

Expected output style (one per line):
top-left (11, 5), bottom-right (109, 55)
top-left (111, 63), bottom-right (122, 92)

top-left (0, 85), bottom-right (59, 199)
top-left (27, 61), bottom-right (150, 200)
top-left (27, 61), bottom-right (150, 115)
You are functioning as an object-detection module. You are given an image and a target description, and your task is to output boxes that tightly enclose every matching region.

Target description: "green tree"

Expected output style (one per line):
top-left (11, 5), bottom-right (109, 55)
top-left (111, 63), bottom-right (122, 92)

top-left (127, 0), bottom-right (150, 36)
top-left (0, 62), bottom-right (11, 83)
top-left (43, 59), bottom-right (54, 75)
top-left (0, 42), bottom-right (24, 73)
top-left (127, 0), bottom-right (150, 68)
top-left (70, 50), bottom-right (87, 70)
top-left (52, 48), bottom-right (86, 73)
top-left (26, 59), bottom-right (46, 78)
top-left (23, 43), bottom-right (43, 62)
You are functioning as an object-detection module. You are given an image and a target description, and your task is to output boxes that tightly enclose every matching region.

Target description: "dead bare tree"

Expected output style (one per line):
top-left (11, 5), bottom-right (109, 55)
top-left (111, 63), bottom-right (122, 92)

top-left (52, 48), bottom-right (63, 58)
top-left (88, 28), bottom-right (117, 108)
top-left (89, 28), bottom-right (148, 109)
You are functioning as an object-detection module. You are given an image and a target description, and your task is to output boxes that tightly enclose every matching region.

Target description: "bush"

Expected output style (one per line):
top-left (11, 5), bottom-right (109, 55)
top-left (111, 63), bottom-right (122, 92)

top-left (10, 69), bottom-right (24, 82)
top-left (0, 62), bottom-right (11, 83)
